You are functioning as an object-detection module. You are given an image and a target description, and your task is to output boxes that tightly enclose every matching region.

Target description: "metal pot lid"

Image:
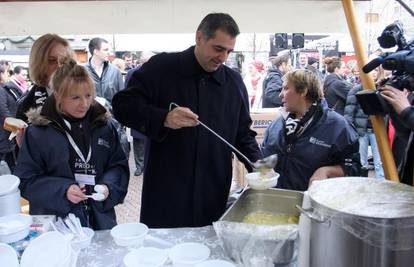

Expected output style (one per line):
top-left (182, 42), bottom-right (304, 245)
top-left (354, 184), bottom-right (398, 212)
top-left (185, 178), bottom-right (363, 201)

top-left (0, 175), bottom-right (20, 196)
top-left (308, 177), bottom-right (414, 218)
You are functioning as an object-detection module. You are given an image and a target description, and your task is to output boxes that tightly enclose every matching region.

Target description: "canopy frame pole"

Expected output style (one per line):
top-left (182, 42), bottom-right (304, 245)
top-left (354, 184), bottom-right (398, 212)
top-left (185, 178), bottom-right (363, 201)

top-left (341, 0), bottom-right (399, 181)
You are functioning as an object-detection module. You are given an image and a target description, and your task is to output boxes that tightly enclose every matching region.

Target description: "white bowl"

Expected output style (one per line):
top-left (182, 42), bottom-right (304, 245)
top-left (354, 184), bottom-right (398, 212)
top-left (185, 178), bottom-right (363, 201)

top-left (246, 172), bottom-right (279, 190)
top-left (0, 243), bottom-right (19, 267)
top-left (71, 227), bottom-right (94, 250)
top-left (0, 213), bottom-right (32, 243)
top-left (169, 242), bottom-right (210, 267)
top-left (195, 259), bottom-right (236, 267)
top-left (124, 247), bottom-right (168, 267)
top-left (110, 222), bottom-right (148, 247)
top-left (20, 231), bottom-right (73, 267)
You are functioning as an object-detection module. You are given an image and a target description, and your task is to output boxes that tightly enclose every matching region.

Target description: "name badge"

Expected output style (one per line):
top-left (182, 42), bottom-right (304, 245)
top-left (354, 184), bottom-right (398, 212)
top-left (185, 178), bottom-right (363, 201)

top-left (75, 173), bottom-right (96, 186)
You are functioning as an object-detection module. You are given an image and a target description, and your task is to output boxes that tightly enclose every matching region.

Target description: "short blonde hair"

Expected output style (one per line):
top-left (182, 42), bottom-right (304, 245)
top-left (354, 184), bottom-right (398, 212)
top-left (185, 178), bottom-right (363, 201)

top-left (50, 56), bottom-right (95, 113)
top-left (284, 69), bottom-right (323, 103)
top-left (29, 34), bottom-right (72, 87)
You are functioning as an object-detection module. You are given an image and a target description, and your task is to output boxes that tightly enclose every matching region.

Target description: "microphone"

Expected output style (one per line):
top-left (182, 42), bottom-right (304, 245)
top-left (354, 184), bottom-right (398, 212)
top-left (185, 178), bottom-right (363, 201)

top-left (362, 54), bottom-right (388, 73)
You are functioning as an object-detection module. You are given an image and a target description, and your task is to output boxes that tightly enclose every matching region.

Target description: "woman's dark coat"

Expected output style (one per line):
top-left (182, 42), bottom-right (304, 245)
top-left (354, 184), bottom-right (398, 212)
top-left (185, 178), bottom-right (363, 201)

top-left (323, 73), bottom-right (353, 115)
top-left (112, 46), bottom-right (261, 228)
top-left (14, 97), bottom-right (129, 230)
top-left (0, 85), bottom-right (22, 153)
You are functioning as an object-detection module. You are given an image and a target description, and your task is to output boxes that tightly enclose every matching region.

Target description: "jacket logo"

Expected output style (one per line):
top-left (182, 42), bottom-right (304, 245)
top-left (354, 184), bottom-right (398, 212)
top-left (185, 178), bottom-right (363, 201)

top-left (309, 137), bottom-right (331, 148)
top-left (98, 138), bottom-right (110, 148)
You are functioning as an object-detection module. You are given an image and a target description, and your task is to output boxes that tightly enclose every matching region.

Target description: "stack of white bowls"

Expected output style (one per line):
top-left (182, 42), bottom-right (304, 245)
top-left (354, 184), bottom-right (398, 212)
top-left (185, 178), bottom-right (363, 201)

top-left (20, 231), bottom-right (77, 267)
top-left (0, 174), bottom-right (21, 216)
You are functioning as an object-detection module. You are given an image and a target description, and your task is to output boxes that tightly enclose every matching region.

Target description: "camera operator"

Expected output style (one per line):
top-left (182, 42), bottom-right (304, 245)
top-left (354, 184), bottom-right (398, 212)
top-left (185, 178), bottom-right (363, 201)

top-left (381, 85), bottom-right (414, 184)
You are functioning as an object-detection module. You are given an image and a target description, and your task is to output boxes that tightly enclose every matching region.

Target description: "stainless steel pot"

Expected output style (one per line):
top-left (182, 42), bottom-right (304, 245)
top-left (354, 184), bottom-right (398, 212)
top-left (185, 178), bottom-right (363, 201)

top-left (298, 177), bottom-right (414, 267)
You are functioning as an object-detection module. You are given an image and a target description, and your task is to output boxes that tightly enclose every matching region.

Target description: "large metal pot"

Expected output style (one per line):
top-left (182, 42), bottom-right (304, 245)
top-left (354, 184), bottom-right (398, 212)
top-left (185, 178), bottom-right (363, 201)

top-left (298, 177), bottom-right (414, 267)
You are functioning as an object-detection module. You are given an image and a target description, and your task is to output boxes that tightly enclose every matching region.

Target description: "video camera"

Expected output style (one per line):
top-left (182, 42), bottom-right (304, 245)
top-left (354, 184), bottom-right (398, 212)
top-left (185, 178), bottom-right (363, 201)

top-left (356, 21), bottom-right (414, 115)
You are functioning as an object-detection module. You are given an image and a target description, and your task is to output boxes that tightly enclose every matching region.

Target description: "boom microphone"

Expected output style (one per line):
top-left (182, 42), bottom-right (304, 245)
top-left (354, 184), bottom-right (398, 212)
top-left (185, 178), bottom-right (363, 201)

top-left (362, 54), bottom-right (387, 73)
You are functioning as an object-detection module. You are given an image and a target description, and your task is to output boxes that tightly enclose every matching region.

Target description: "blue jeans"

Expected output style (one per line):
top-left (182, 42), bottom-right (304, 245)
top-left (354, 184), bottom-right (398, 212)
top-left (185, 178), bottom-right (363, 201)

top-left (359, 132), bottom-right (385, 179)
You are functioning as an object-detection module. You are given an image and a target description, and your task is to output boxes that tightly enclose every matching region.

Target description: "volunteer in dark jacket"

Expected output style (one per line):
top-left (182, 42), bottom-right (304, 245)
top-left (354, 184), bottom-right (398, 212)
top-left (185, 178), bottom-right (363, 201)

top-left (14, 57), bottom-right (129, 230)
top-left (261, 69), bottom-right (359, 191)
top-left (16, 34), bottom-right (73, 122)
top-left (323, 57), bottom-right (352, 115)
top-left (113, 13), bottom-right (260, 228)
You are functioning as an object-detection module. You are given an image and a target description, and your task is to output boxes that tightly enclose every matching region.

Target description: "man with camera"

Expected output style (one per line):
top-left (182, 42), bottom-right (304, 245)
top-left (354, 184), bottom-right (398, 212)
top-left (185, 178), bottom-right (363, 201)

top-left (381, 85), bottom-right (414, 184)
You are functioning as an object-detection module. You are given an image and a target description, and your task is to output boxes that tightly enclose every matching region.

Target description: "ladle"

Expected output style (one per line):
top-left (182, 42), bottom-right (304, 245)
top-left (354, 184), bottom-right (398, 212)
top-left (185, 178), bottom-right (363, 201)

top-left (170, 103), bottom-right (277, 170)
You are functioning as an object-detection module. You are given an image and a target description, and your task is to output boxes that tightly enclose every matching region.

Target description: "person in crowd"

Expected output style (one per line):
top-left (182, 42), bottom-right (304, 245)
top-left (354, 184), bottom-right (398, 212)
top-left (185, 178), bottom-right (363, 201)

top-left (112, 13), bottom-right (261, 228)
top-left (262, 53), bottom-right (291, 108)
top-left (323, 56), bottom-right (353, 115)
top-left (0, 60), bottom-right (12, 77)
top-left (346, 59), bottom-right (361, 86)
top-left (112, 58), bottom-right (126, 74)
top-left (381, 84), bottom-right (414, 185)
top-left (0, 66), bottom-right (21, 170)
top-left (0, 65), bottom-right (9, 86)
top-left (243, 60), bottom-right (264, 108)
top-left (261, 69), bottom-right (360, 191)
top-left (5, 66), bottom-right (28, 94)
top-left (125, 51), bottom-right (156, 177)
top-left (298, 52), bottom-right (308, 69)
top-left (344, 67), bottom-right (385, 178)
top-left (14, 57), bottom-right (129, 230)
top-left (122, 52), bottom-right (135, 71)
top-left (306, 57), bottom-right (323, 81)
top-left (85, 37), bottom-right (124, 105)
top-left (16, 34), bottom-right (73, 122)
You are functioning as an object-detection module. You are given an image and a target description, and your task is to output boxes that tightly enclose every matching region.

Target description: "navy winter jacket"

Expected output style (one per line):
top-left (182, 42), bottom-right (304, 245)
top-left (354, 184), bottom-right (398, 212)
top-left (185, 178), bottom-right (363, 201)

top-left (14, 97), bottom-right (129, 230)
top-left (261, 101), bottom-right (359, 191)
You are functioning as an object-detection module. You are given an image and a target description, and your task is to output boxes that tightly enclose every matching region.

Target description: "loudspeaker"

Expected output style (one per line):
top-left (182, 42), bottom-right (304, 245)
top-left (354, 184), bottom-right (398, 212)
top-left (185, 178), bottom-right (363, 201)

top-left (292, 33), bottom-right (305, 49)
top-left (275, 33), bottom-right (288, 49)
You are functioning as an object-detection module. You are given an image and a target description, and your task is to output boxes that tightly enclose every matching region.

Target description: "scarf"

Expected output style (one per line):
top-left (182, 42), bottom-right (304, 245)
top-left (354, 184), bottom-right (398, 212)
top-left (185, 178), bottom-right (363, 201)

top-left (285, 101), bottom-right (322, 147)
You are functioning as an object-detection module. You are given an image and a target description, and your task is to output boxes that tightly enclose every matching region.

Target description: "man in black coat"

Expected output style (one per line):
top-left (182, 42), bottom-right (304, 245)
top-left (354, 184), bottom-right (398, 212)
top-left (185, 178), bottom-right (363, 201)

top-left (113, 13), bottom-right (261, 228)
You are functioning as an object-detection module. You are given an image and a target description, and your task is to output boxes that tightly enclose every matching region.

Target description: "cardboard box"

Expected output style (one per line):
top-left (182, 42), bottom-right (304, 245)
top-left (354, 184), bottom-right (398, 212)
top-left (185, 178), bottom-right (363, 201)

top-left (250, 108), bottom-right (281, 144)
top-left (232, 108), bottom-right (282, 187)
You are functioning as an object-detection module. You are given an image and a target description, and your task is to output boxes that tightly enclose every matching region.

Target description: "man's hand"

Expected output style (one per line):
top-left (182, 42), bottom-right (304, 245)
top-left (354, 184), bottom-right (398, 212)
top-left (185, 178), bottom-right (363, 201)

top-left (66, 184), bottom-right (87, 204)
top-left (381, 85), bottom-right (411, 115)
top-left (164, 107), bottom-right (199, 129)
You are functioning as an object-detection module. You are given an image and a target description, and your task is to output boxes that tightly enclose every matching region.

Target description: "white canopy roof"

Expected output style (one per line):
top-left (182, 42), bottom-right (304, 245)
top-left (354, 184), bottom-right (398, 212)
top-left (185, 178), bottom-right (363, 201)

top-left (0, 0), bottom-right (369, 36)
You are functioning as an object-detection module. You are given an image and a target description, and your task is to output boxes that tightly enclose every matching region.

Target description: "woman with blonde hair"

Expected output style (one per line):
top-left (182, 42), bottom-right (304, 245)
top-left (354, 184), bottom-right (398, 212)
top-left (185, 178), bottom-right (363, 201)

top-left (14, 57), bottom-right (129, 230)
top-left (16, 33), bottom-right (73, 122)
top-left (261, 69), bottom-right (359, 191)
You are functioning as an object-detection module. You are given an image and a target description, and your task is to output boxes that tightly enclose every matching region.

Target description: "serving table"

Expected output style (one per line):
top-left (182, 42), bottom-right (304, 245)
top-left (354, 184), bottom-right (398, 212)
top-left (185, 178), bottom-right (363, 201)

top-left (77, 226), bottom-right (229, 267)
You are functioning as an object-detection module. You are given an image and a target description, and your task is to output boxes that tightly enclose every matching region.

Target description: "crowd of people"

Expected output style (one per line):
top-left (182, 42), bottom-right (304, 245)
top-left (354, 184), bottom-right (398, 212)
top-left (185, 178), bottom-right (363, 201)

top-left (0, 12), bottom-right (411, 230)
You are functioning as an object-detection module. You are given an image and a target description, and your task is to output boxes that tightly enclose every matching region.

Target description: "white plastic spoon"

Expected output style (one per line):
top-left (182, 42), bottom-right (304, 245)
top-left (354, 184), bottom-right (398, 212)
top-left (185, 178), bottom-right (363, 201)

top-left (85, 192), bottom-right (105, 201)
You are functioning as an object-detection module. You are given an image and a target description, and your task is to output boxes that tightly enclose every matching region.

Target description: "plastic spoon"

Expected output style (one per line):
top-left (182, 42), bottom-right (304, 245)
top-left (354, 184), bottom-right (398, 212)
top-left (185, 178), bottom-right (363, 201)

top-left (85, 193), bottom-right (105, 201)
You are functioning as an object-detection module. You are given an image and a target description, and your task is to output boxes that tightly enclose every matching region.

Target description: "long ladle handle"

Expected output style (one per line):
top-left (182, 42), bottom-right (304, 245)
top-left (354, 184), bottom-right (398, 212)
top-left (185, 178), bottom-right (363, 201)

top-left (170, 103), bottom-right (254, 167)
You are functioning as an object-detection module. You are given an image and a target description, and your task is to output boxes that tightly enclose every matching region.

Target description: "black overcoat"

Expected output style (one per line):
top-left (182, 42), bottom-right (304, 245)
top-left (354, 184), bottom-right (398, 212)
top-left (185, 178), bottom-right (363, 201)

top-left (113, 46), bottom-right (260, 228)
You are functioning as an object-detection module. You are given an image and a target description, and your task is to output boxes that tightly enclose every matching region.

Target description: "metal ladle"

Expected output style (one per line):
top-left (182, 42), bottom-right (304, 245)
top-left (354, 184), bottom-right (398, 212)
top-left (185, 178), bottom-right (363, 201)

top-left (170, 103), bottom-right (277, 170)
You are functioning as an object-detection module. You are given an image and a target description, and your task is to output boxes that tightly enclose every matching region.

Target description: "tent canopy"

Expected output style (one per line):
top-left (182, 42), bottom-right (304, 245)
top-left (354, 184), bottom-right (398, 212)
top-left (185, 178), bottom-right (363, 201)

top-left (0, 0), bottom-right (369, 35)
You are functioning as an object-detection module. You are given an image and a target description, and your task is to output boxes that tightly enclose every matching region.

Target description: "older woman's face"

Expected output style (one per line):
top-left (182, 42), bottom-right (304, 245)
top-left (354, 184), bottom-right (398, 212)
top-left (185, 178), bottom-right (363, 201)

top-left (46, 43), bottom-right (69, 79)
top-left (279, 79), bottom-right (307, 114)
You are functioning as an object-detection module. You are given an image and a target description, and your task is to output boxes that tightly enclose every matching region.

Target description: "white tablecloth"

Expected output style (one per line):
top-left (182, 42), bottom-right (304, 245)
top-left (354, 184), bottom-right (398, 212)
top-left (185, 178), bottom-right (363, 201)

top-left (77, 226), bottom-right (229, 267)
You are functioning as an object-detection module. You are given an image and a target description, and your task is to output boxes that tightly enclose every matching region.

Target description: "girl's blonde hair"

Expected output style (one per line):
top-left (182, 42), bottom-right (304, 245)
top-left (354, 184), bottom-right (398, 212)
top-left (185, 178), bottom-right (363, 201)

top-left (284, 69), bottom-right (324, 103)
top-left (50, 56), bottom-right (95, 113)
top-left (29, 34), bottom-right (72, 87)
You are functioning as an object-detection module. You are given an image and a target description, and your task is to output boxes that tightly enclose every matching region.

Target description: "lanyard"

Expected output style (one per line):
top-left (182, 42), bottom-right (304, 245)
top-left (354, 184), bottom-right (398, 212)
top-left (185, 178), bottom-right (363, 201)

top-left (65, 131), bottom-right (92, 173)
